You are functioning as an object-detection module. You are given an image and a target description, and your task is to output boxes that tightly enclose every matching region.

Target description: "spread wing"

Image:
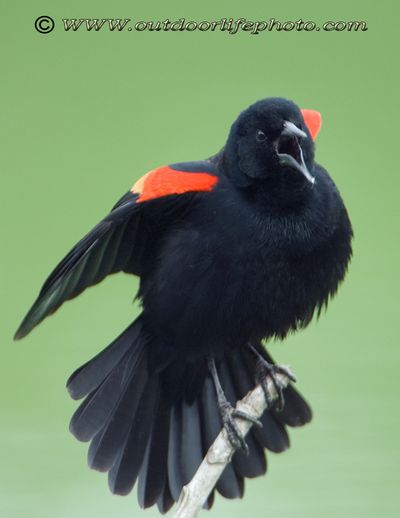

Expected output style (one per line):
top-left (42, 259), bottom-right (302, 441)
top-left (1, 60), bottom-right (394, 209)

top-left (15, 161), bottom-right (218, 339)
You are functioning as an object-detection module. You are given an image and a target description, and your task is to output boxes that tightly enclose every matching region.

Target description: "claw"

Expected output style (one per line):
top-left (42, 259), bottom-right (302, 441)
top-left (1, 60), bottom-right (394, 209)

top-left (232, 409), bottom-right (262, 429)
top-left (273, 364), bottom-right (297, 383)
top-left (251, 345), bottom-right (295, 412)
top-left (220, 401), bottom-right (255, 453)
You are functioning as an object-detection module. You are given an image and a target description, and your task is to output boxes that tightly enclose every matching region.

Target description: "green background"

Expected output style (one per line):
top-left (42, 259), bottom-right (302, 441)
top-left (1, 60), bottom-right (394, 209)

top-left (1, 1), bottom-right (398, 517)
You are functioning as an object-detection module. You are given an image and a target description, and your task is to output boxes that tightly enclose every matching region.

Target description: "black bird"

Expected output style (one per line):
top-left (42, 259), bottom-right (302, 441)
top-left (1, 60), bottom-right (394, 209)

top-left (15, 97), bottom-right (353, 512)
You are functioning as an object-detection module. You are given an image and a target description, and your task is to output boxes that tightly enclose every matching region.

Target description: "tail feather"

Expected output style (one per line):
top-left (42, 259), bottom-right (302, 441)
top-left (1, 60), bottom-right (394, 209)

top-left (156, 481), bottom-right (174, 514)
top-left (274, 384), bottom-right (313, 427)
top-left (167, 405), bottom-right (184, 502)
top-left (233, 437), bottom-right (266, 479)
top-left (137, 402), bottom-right (170, 508)
top-left (70, 358), bottom-right (128, 442)
top-left (180, 400), bottom-right (203, 485)
top-left (66, 321), bottom-right (312, 511)
top-left (87, 349), bottom-right (147, 472)
top-left (108, 375), bottom-right (159, 495)
top-left (257, 411), bottom-right (290, 453)
top-left (67, 321), bottom-right (139, 400)
top-left (203, 489), bottom-right (215, 510)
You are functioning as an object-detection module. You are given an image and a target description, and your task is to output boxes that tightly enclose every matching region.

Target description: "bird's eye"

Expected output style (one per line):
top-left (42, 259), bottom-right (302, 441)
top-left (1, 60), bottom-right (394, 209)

top-left (256, 130), bottom-right (266, 142)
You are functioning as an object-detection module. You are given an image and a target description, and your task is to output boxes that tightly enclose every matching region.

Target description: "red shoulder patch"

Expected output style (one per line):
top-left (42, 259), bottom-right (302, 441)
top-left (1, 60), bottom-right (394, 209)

top-left (131, 166), bottom-right (218, 203)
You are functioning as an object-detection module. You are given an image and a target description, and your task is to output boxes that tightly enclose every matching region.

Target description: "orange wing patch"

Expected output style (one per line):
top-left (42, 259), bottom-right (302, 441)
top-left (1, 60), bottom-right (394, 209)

top-left (301, 109), bottom-right (322, 141)
top-left (131, 166), bottom-right (218, 203)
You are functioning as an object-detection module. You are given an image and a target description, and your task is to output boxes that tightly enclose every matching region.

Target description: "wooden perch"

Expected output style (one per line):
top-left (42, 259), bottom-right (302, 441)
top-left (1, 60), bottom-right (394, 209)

top-left (172, 367), bottom-right (294, 518)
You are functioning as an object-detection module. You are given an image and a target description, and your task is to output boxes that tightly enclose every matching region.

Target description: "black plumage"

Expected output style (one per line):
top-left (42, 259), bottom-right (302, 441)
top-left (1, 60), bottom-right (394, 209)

top-left (15, 97), bottom-right (352, 512)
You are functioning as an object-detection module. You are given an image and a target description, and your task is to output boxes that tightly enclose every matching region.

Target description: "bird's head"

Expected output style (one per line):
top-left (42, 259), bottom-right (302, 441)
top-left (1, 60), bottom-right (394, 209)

top-left (224, 98), bottom-right (322, 196)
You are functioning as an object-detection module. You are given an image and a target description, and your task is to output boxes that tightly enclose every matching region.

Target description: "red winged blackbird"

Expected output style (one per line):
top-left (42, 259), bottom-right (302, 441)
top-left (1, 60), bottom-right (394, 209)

top-left (15, 97), bottom-right (352, 512)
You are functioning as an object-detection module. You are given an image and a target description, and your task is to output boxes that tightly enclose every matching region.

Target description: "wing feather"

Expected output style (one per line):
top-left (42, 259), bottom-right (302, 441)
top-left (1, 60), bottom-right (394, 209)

top-left (15, 162), bottom-right (218, 339)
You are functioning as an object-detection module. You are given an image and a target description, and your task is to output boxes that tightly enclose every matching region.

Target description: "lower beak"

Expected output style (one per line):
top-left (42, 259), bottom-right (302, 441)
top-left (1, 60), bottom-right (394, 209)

top-left (278, 147), bottom-right (315, 185)
top-left (277, 121), bottom-right (315, 184)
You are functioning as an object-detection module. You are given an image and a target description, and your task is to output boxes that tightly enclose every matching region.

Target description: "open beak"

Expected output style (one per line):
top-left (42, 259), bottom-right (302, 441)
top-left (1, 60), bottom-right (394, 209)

top-left (276, 121), bottom-right (315, 185)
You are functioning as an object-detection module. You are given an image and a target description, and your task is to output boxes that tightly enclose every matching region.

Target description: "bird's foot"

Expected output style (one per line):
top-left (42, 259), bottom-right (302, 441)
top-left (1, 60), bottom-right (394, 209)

top-left (218, 400), bottom-right (262, 454)
top-left (253, 353), bottom-right (296, 412)
top-left (208, 356), bottom-right (261, 453)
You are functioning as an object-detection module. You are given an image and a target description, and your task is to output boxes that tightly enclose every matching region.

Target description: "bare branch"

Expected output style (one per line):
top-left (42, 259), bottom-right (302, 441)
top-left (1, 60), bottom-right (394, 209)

top-left (172, 367), bottom-right (294, 518)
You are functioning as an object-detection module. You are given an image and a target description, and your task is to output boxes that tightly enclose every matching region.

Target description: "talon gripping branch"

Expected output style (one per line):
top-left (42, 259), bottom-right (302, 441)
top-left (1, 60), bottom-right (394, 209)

top-left (15, 98), bottom-right (352, 512)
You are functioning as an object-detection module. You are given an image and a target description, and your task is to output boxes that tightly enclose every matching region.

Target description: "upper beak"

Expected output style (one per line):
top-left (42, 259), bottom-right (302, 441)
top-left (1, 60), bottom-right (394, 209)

top-left (277, 121), bottom-right (315, 185)
top-left (281, 121), bottom-right (307, 139)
